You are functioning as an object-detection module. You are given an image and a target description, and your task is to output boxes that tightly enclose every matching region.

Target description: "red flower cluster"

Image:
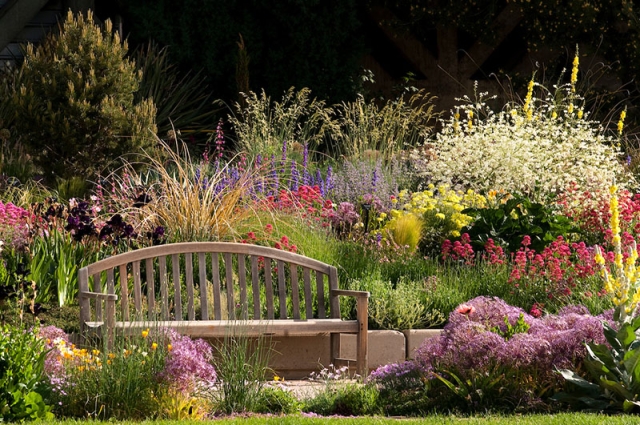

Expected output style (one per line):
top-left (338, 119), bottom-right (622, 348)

top-left (508, 235), bottom-right (598, 300)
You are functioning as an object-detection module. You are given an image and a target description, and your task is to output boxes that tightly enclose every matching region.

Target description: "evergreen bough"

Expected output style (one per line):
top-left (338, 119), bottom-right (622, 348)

top-left (11, 10), bottom-right (156, 182)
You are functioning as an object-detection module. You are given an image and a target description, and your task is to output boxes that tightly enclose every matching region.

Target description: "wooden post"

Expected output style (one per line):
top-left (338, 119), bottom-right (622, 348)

top-left (356, 293), bottom-right (369, 381)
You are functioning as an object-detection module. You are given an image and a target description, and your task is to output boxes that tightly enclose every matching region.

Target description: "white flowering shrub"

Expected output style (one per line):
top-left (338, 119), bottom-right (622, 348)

top-left (417, 66), bottom-right (633, 200)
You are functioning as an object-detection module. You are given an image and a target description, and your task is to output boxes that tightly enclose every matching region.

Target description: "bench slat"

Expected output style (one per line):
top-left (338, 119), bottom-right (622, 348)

top-left (145, 258), bottom-right (155, 319)
top-left (119, 264), bottom-right (129, 321)
top-left (250, 255), bottom-right (261, 319)
top-left (290, 265), bottom-right (300, 320)
top-left (198, 252), bottom-right (208, 320)
top-left (316, 271), bottom-right (325, 319)
top-left (185, 253), bottom-right (195, 320)
top-left (238, 254), bottom-right (248, 320)
top-left (109, 318), bottom-right (360, 338)
top-left (133, 261), bottom-right (142, 316)
top-left (93, 272), bottom-right (102, 322)
top-left (264, 257), bottom-right (274, 320)
top-left (303, 267), bottom-right (312, 319)
top-left (277, 260), bottom-right (287, 319)
top-left (224, 252), bottom-right (234, 319)
top-left (212, 253), bottom-right (222, 320)
top-left (159, 256), bottom-right (169, 320)
top-left (172, 254), bottom-right (182, 320)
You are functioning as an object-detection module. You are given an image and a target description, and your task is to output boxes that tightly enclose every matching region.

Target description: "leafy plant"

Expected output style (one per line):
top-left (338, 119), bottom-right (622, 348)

top-left (490, 313), bottom-right (530, 340)
top-left (254, 385), bottom-right (302, 414)
top-left (0, 324), bottom-right (53, 422)
top-left (461, 195), bottom-right (576, 253)
top-left (555, 317), bottom-right (640, 412)
top-left (10, 10), bottom-right (156, 183)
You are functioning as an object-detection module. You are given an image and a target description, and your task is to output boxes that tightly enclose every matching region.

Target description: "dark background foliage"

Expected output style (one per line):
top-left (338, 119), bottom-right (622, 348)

top-left (116, 0), bottom-right (366, 105)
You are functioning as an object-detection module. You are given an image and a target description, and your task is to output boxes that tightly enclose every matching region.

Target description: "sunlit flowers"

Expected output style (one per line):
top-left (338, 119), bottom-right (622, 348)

top-left (594, 185), bottom-right (640, 320)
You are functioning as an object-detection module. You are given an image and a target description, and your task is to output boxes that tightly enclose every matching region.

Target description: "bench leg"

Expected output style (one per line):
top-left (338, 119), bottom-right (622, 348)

top-left (356, 295), bottom-right (368, 381)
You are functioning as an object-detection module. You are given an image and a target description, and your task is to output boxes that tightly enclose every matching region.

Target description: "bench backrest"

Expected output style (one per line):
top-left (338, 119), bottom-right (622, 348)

top-left (79, 242), bottom-right (340, 326)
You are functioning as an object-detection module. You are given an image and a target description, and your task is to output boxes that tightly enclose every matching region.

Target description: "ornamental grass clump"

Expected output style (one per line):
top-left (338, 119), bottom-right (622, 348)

top-left (109, 139), bottom-right (259, 242)
top-left (419, 52), bottom-right (632, 200)
top-left (371, 297), bottom-right (607, 414)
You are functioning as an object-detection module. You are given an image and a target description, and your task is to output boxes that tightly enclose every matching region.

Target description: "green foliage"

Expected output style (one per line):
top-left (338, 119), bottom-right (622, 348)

top-left (490, 313), bottom-right (531, 340)
top-left (462, 195), bottom-right (577, 253)
top-left (10, 10), bottom-right (156, 183)
top-left (29, 228), bottom-right (98, 307)
top-left (210, 329), bottom-right (274, 414)
top-left (556, 311), bottom-right (640, 413)
top-left (52, 332), bottom-right (168, 419)
top-left (346, 274), bottom-right (445, 330)
top-left (0, 324), bottom-right (53, 422)
top-left (133, 41), bottom-right (218, 142)
top-left (254, 386), bottom-right (302, 414)
top-left (303, 381), bottom-right (381, 416)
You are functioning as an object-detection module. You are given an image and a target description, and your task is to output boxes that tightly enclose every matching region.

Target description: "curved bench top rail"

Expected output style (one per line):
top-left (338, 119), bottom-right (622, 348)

top-left (83, 242), bottom-right (335, 276)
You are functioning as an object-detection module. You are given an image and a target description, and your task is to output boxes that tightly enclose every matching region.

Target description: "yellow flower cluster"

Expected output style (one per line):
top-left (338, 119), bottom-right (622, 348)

top-left (594, 185), bottom-right (640, 317)
top-left (385, 185), bottom-right (486, 239)
top-left (53, 338), bottom-right (102, 371)
top-left (52, 328), bottom-right (162, 371)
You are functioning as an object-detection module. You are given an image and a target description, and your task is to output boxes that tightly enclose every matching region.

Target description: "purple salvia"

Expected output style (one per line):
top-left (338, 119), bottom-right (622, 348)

top-left (290, 160), bottom-right (300, 192)
top-left (281, 139), bottom-right (288, 168)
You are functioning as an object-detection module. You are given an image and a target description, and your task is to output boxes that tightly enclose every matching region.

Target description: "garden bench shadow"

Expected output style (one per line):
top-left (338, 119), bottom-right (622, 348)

top-left (78, 242), bottom-right (369, 378)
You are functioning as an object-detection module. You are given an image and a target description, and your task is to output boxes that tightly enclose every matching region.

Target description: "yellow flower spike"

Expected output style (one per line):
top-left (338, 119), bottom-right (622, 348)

top-left (571, 47), bottom-right (579, 91)
top-left (618, 108), bottom-right (627, 135)
top-left (577, 109), bottom-right (584, 119)
top-left (568, 103), bottom-right (574, 114)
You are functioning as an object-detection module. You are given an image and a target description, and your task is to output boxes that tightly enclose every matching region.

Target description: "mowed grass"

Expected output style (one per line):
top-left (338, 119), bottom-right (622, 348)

top-left (35, 413), bottom-right (640, 424)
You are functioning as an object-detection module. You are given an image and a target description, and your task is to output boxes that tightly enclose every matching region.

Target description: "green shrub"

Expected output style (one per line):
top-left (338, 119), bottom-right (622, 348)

top-left (0, 324), bottom-right (53, 421)
top-left (254, 386), bottom-right (301, 414)
top-left (303, 380), bottom-right (381, 416)
top-left (346, 274), bottom-right (445, 330)
top-left (10, 10), bottom-right (156, 183)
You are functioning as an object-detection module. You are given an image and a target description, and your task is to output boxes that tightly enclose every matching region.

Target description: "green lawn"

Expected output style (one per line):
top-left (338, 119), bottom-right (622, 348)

top-left (37, 413), bottom-right (639, 424)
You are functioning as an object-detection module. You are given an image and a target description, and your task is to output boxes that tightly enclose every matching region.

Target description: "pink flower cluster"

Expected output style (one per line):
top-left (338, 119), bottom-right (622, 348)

top-left (441, 233), bottom-right (505, 265)
top-left (0, 201), bottom-right (36, 250)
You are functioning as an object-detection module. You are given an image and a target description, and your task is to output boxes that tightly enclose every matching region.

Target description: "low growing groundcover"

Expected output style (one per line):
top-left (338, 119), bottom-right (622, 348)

top-left (32, 414), bottom-right (640, 424)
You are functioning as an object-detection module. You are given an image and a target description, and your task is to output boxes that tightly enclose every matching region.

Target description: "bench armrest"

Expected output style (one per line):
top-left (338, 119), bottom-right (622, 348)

top-left (331, 289), bottom-right (369, 299)
top-left (81, 292), bottom-right (118, 301)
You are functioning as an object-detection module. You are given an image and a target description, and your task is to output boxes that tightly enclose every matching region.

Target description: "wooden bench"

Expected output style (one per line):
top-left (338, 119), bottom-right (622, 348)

top-left (78, 242), bottom-right (369, 378)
